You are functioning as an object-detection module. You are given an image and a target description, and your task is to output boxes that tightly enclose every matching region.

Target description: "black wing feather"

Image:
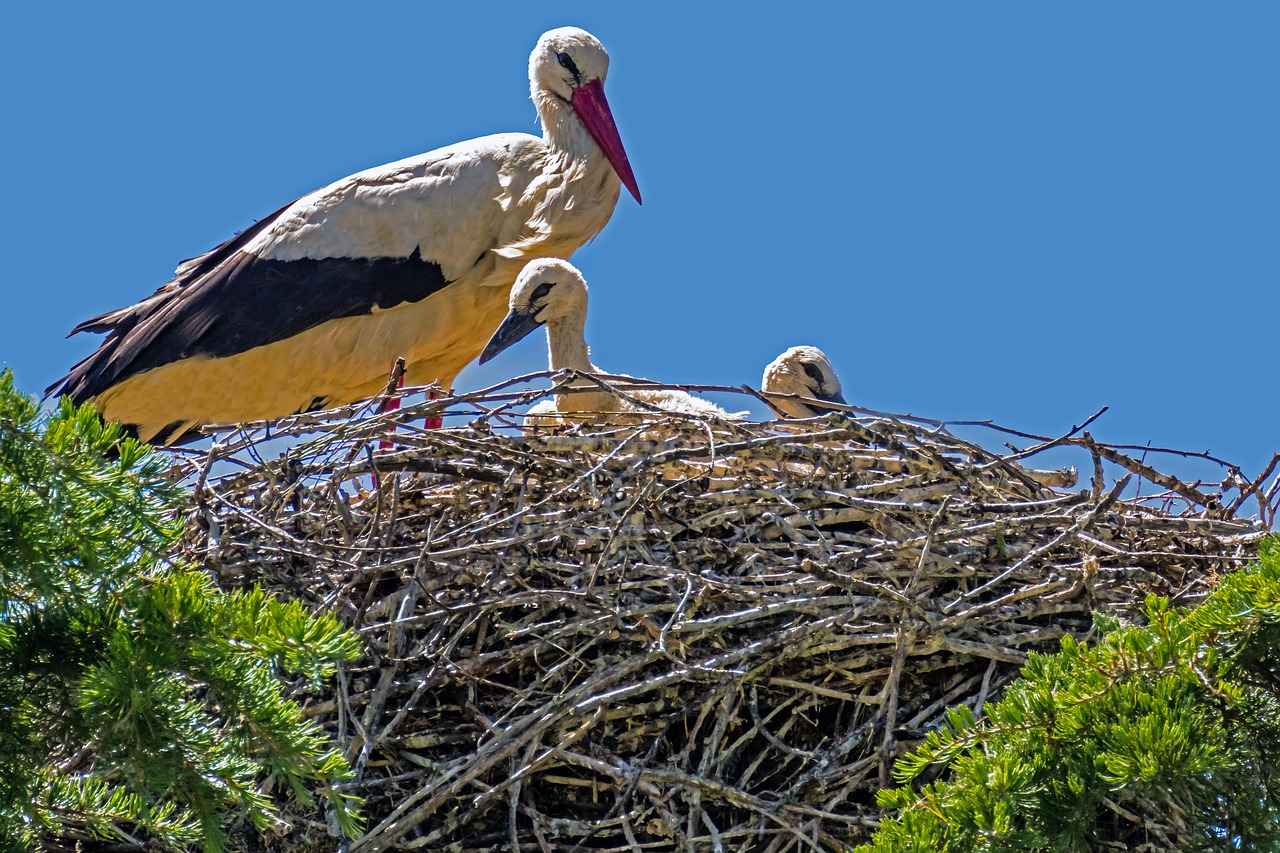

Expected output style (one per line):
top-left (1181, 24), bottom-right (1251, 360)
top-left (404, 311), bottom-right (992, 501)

top-left (49, 201), bottom-right (451, 403)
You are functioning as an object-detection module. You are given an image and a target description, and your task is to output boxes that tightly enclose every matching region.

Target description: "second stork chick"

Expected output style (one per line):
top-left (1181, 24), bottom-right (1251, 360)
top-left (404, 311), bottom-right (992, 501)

top-left (480, 259), bottom-right (740, 428)
top-left (761, 346), bottom-right (847, 418)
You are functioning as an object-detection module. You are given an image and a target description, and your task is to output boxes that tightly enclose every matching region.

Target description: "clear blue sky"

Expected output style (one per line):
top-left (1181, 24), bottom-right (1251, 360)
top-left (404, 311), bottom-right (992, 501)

top-left (2, 3), bottom-right (1275, 491)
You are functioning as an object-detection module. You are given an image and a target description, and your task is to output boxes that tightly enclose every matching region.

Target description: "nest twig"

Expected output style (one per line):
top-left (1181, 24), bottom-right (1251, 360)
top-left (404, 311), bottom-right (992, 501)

top-left (174, 375), bottom-right (1276, 852)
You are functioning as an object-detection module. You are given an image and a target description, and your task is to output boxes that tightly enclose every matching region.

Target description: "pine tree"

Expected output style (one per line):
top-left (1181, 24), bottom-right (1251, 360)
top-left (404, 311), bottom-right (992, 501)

top-left (0, 370), bottom-right (363, 851)
top-left (857, 537), bottom-right (1280, 852)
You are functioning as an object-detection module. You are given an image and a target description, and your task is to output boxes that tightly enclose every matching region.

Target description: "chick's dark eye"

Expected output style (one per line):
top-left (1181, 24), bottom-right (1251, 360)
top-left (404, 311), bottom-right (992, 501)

top-left (556, 51), bottom-right (581, 78)
top-left (801, 363), bottom-right (825, 386)
top-left (531, 282), bottom-right (555, 302)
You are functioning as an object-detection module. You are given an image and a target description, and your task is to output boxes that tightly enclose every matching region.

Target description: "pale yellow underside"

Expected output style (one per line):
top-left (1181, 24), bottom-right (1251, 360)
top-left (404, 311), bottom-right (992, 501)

top-left (95, 279), bottom-right (511, 443)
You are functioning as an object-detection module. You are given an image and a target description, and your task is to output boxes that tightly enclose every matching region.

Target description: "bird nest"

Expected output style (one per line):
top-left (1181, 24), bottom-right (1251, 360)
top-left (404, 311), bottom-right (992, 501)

top-left (172, 372), bottom-right (1276, 852)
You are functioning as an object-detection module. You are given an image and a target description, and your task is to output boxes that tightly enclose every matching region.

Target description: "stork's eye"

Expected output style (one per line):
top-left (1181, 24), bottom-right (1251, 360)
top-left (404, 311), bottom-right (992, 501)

top-left (531, 282), bottom-right (555, 303)
top-left (556, 51), bottom-right (581, 79)
top-left (801, 362), bottom-right (825, 386)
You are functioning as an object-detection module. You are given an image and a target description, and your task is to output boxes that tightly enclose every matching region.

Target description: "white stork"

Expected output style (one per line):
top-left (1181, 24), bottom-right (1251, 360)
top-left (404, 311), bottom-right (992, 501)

top-left (480, 259), bottom-right (743, 428)
top-left (761, 346), bottom-right (847, 418)
top-left (48, 26), bottom-right (640, 444)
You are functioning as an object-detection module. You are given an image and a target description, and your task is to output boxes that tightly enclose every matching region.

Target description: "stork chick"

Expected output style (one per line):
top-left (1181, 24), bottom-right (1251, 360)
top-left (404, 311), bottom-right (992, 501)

top-left (480, 259), bottom-right (741, 428)
top-left (49, 27), bottom-right (640, 444)
top-left (762, 346), bottom-right (847, 418)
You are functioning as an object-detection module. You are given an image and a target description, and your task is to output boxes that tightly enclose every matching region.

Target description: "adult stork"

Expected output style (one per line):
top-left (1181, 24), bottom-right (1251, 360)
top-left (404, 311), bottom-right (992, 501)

top-left (761, 346), bottom-right (847, 418)
top-left (48, 26), bottom-right (640, 444)
top-left (480, 259), bottom-right (744, 429)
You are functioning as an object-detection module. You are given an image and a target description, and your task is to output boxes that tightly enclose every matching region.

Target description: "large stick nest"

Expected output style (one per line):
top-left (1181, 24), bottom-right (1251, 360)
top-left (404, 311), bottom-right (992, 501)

top-left (173, 373), bottom-right (1277, 852)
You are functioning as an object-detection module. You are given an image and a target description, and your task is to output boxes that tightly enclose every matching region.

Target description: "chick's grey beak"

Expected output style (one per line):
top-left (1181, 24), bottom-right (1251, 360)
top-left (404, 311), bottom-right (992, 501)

top-left (480, 309), bottom-right (544, 364)
top-left (818, 388), bottom-right (847, 407)
top-left (806, 388), bottom-right (847, 414)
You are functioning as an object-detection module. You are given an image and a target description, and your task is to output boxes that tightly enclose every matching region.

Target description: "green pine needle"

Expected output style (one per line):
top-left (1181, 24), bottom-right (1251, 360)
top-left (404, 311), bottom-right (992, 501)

top-left (0, 371), bottom-right (364, 850)
top-left (857, 535), bottom-right (1280, 852)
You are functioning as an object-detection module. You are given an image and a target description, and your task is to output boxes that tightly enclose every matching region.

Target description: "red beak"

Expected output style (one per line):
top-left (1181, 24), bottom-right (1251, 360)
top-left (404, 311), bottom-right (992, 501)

top-left (571, 79), bottom-right (642, 205)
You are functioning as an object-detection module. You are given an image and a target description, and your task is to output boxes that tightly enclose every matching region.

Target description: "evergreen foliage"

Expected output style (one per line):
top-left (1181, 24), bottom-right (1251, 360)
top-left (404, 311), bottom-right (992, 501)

top-left (857, 537), bottom-right (1280, 852)
top-left (0, 370), bottom-right (363, 851)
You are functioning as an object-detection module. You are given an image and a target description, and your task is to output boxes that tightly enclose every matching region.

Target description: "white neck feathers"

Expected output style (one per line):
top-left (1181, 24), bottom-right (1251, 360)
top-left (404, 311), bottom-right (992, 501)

top-left (544, 309), bottom-right (593, 373)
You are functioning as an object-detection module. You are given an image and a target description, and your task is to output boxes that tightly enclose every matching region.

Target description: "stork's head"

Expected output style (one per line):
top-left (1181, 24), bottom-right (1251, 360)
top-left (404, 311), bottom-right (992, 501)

top-left (530, 27), bottom-right (641, 205)
top-left (762, 346), bottom-right (847, 419)
top-left (480, 259), bottom-right (588, 363)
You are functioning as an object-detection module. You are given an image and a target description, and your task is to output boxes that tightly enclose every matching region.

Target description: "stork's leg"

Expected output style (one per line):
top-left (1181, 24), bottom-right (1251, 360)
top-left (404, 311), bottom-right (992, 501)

top-left (372, 383), bottom-right (443, 490)
top-left (369, 375), bottom-right (407, 490)
top-left (425, 389), bottom-right (444, 430)
top-left (378, 375), bottom-right (407, 452)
